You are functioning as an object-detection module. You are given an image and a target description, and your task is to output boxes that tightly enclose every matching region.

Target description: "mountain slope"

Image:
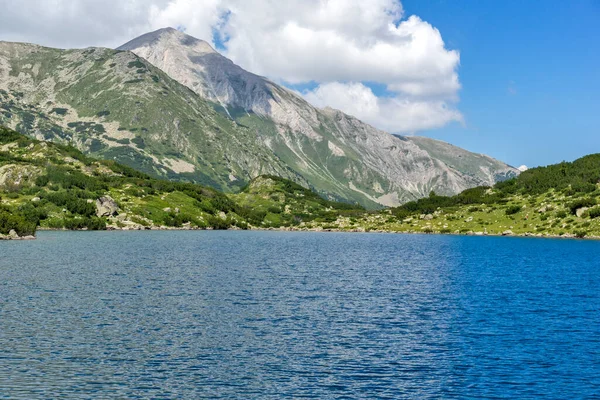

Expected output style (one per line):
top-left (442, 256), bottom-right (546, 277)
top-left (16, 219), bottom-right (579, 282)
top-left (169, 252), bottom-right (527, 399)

top-left (0, 125), bottom-right (362, 236)
top-left (0, 41), bottom-right (302, 192)
top-left (119, 28), bottom-right (518, 206)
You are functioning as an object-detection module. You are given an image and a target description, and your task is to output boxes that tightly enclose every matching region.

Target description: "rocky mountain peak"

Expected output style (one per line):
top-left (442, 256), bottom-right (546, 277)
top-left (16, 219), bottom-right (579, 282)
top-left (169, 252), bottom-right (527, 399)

top-left (118, 28), bottom-right (272, 114)
top-left (119, 27), bottom-right (217, 55)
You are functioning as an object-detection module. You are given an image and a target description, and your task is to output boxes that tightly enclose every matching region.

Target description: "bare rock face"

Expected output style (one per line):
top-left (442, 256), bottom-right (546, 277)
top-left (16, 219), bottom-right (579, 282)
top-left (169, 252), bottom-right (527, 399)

top-left (96, 196), bottom-right (119, 217)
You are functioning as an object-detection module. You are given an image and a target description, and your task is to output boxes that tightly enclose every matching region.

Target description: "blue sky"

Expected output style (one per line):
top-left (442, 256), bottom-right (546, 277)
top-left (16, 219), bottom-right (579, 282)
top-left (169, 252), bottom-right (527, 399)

top-left (400, 0), bottom-right (600, 168)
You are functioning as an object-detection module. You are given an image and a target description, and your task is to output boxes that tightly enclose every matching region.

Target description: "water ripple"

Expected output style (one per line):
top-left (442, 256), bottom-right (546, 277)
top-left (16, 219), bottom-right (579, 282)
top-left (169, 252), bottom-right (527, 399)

top-left (0, 231), bottom-right (599, 398)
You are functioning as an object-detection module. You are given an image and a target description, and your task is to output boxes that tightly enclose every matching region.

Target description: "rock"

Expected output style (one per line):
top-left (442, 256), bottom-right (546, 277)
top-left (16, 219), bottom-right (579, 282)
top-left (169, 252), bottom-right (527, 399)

top-left (465, 216), bottom-right (474, 222)
top-left (163, 207), bottom-right (172, 213)
top-left (174, 207), bottom-right (180, 213)
top-left (96, 196), bottom-right (119, 217)
top-left (537, 206), bottom-right (548, 213)
top-left (8, 229), bottom-right (19, 239)
top-left (502, 230), bottom-right (514, 236)
top-left (475, 231), bottom-right (484, 236)
top-left (31, 197), bottom-right (40, 202)
top-left (424, 214), bottom-right (434, 221)
top-left (576, 207), bottom-right (589, 218)
top-left (403, 218), bottom-right (413, 223)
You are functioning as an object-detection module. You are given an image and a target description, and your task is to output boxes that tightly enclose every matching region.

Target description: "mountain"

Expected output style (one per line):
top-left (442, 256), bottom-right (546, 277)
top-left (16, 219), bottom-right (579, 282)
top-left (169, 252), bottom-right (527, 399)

top-left (0, 31), bottom-right (517, 209)
top-left (119, 28), bottom-right (518, 206)
top-left (0, 41), bottom-right (302, 191)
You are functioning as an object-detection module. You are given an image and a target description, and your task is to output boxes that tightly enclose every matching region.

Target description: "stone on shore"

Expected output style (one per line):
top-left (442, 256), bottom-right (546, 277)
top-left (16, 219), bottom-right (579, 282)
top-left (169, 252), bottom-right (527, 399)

top-left (96, 196), bottom-right (119, 217)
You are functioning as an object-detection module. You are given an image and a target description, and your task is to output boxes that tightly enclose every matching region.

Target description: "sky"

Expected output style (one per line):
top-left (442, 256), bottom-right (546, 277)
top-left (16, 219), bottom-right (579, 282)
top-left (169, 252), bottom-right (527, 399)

top-left (0, 0), bottom-right (599, 168)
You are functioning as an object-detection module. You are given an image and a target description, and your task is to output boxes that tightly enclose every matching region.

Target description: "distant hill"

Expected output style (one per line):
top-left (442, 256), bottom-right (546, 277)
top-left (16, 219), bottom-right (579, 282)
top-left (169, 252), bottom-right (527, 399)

top-left (380, 153), bottom-right (600, 238)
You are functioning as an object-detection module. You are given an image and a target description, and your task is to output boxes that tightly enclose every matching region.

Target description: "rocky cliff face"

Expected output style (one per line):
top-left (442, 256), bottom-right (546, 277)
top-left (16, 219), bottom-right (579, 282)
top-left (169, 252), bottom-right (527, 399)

top-left (118, 28), bottom-right (518, 207)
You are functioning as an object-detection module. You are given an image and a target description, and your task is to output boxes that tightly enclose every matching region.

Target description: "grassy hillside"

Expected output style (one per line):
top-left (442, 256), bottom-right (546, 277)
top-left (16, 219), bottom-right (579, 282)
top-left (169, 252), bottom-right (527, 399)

top-left (0, 126), bottom-right (362, 237)
top-left (256, 153), bottom-right (600, 238)
top-left (2, 123), bottom-right (599, 240)
top-left (359, 155), bottom-right (600, 238)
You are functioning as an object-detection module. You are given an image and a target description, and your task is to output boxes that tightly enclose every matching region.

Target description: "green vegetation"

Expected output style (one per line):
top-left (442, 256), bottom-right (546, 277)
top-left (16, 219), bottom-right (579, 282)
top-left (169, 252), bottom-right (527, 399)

top-left (0, 126), bottom-right (362, 238)
top-left (2, 122), bottom-right (600, 240)
top-left (379, 155), bottom-right (600, 238)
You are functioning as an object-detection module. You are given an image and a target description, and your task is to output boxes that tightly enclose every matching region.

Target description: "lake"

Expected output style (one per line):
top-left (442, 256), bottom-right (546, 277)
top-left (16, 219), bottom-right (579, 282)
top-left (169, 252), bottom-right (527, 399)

top-left (1, 231), bottom-right (599, 398)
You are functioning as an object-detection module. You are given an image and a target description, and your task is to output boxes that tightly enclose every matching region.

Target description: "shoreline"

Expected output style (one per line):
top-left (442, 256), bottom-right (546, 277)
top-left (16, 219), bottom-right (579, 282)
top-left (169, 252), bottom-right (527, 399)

top-left (18, 226), bottom-right (599, 241)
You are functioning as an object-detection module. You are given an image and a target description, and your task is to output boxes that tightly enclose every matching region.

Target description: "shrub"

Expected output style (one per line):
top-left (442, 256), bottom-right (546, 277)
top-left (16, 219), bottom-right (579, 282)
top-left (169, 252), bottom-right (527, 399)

top-left (587, 206), bottom-right (600, 219)
top-left (0, 208), bottom-right (36, 236)
top-left (555, 210), bottom-right (567, 219)
top-left (51, 108), bottom-right (68, 116)
top-left (505, 205), bottom-right (522, 215)
top-left (568, 198), bottom-right (597, 215)
top-left (127, 60), bottom-right (145, 69)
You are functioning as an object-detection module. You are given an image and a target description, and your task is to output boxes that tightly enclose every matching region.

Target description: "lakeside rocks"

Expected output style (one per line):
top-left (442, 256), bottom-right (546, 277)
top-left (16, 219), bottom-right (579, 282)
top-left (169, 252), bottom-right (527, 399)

top-left (96, 196), bottom-right (120, 217)
top-left (0, 229), bottom-right (35, 240)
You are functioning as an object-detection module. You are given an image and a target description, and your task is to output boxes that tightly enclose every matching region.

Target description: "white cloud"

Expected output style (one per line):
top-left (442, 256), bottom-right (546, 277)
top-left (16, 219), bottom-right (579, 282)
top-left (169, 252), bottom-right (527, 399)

top-left (0, 0), bottom-right (164, 48)
top-left (0, 0), bottom-right (463, 133)
top-left (305, 82), bottom-right (463, 133)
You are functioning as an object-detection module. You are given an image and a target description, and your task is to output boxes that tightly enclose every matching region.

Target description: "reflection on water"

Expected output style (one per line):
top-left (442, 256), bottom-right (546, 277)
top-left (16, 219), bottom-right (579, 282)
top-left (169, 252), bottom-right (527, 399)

top-left (1, 231), bottom-right (599, 398)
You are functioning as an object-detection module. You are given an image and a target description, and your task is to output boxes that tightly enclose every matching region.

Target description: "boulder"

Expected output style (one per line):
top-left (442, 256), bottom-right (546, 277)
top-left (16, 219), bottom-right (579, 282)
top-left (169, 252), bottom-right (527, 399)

top-left (8, 229), bottom-right (19, 239)
top-left (576, 207), bottom-right (589, 218)
top-left (502, 230), bottom-right (514, 236)
top-left (96, 196), bottom-right (119, 217)
top-left (424, 214), bottom-right (434, 220)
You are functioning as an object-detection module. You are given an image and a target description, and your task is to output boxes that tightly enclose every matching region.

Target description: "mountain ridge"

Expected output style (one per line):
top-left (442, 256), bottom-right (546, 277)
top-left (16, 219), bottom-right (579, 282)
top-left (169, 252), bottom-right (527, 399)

top-left (0, 31), bottom-right (518, 208)
top-left (118, 28), bottom-right (518, 205)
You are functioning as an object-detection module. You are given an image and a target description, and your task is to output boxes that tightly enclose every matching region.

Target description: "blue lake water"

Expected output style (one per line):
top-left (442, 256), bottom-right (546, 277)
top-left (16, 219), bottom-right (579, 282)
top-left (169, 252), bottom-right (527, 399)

top-left (0, 231), bottom-right (599, 398)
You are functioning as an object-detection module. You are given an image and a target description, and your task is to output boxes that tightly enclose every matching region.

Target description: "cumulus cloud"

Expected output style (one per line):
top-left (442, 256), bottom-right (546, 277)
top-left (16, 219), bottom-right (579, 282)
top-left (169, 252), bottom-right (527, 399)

top-left (0, 0), bottom-right (163, 48)
top-left (305, 82), bottom-right (463, 133)
top-left (0, 0), bottom-right (463, 133)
